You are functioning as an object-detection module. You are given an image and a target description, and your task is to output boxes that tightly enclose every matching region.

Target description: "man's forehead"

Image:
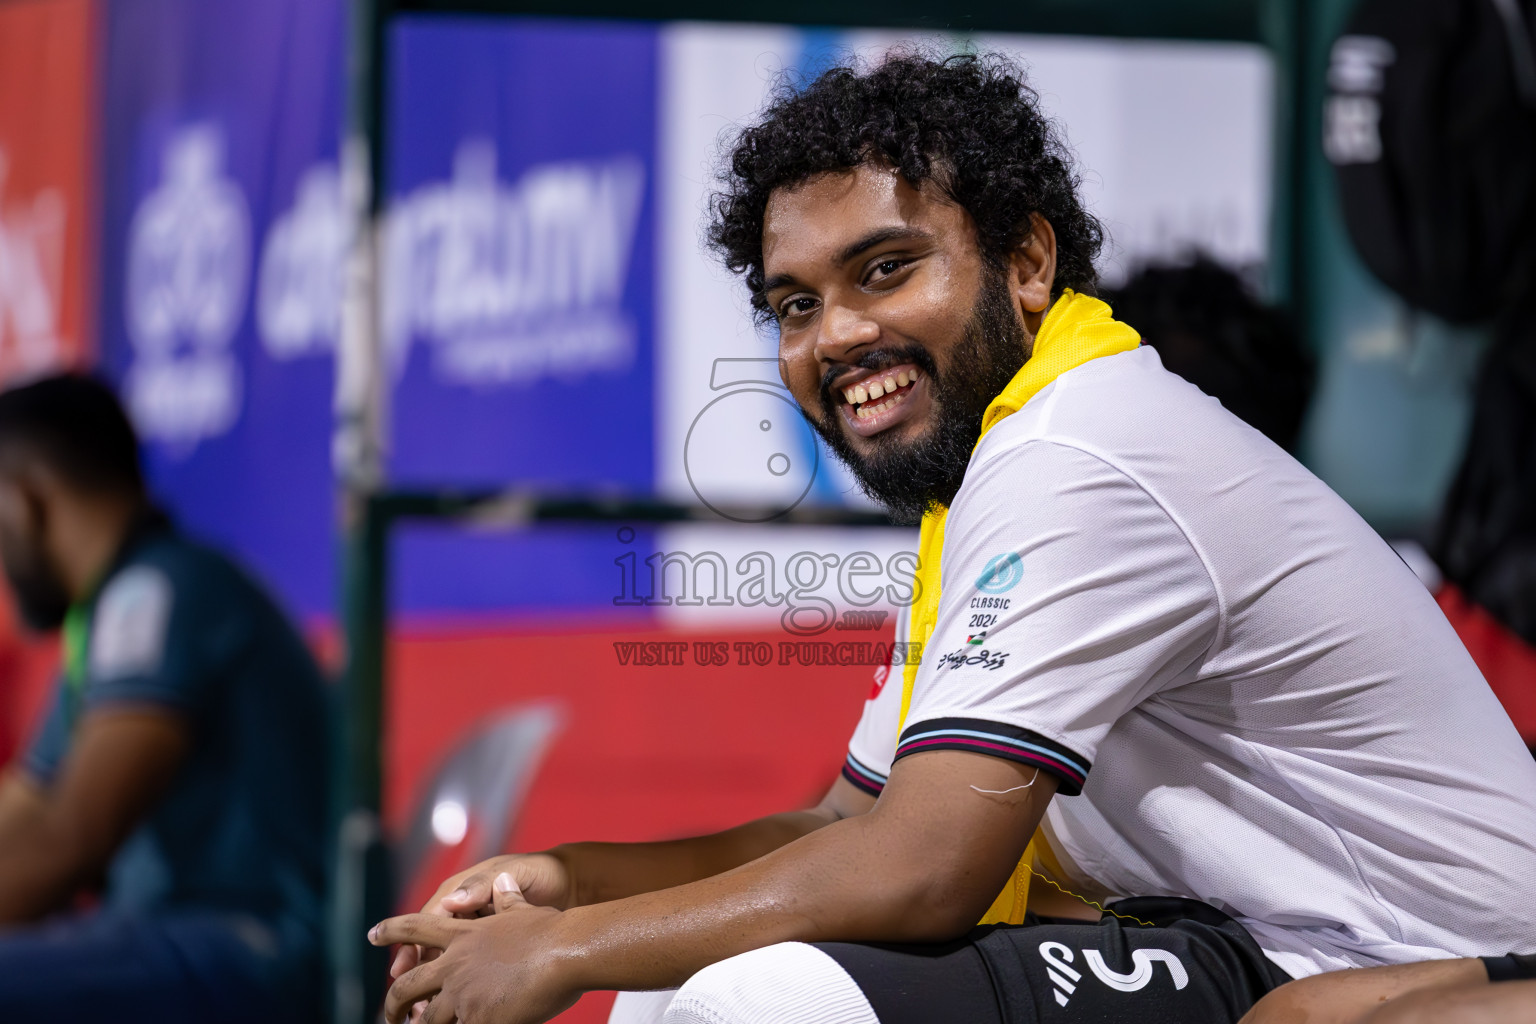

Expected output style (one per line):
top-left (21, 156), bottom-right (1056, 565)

top-left (761, 164), bottom-right (952, 272)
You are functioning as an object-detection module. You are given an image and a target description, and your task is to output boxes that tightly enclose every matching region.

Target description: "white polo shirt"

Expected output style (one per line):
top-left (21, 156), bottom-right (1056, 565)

top-left (841, 345), bottom-right (1536, 979)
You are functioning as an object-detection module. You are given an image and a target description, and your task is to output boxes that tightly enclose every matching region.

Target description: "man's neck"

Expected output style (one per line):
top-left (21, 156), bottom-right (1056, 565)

top-left (55, 495), bottom-right (151, 604)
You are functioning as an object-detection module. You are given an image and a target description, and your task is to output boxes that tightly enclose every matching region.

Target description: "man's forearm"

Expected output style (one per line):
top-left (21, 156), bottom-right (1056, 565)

top-left (549, 807), bottom-right (993, 994)
top-left (549, 807), bottom-right (838, 907)
top-left (0, 770), bottom-right (47, 851)
top-left (0, 773), bottom-right (77, 923)
top-left (0, 836), bottom-right (85, 923)
top-left (373, 751), bottom-right (1049, 1022)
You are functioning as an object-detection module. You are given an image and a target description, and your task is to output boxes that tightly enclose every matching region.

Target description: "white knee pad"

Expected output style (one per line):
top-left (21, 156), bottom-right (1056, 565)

top-left (609, 988), bottom-right (680, 1024)
top-left (662, 942), bottom-right (879, 1024)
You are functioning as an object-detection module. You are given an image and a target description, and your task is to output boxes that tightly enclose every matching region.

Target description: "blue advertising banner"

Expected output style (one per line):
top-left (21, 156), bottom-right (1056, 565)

top-left (99, 0), bottom-right (345, 619)
top-left (385, 17), bottom-right (657, 490)
top-left (385, 17), bottom-right (660, 615)
top-left (100, 7), bottom-right (662, 619)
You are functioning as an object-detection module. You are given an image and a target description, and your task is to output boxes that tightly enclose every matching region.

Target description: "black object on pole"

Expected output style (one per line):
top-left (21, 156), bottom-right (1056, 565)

top-left (1325, 0), bottom-right (1536, 323)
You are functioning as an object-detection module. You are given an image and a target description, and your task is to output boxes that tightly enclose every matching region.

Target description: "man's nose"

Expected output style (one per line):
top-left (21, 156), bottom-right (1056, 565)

top-left (813, 303), bottom-right (879, 365)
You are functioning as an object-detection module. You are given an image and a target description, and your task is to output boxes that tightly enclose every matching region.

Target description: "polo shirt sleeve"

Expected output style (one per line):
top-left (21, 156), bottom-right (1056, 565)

top-left (841, 605), bottom-right (909, 797)
top-left (21, 681), bottom-right (70, 785)
top-left (79, 561), bottom-right (210, 715)
top-left (894, 440), bottom-right (1220, 795)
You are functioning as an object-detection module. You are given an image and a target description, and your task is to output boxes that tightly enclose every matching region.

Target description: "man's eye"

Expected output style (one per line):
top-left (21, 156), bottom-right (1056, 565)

top-left (869, 258), bottom-right (907, 282)
top-left (779, 297), bottom-right (816, 319)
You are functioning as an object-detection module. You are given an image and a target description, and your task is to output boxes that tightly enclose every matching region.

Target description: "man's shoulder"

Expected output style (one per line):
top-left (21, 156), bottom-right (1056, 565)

top-left (92, 531), bottom-right (323, 695)
top-left (96, 532), bottom-right (300, 659)
top-left (84, 535), bottom-right (238, 685)
top-left (117, 532), bottom-right (263, 608)
top-left (980, 347), bottom-right (1235, 453)
top-left (971, 345), bottom-right (1308, 512)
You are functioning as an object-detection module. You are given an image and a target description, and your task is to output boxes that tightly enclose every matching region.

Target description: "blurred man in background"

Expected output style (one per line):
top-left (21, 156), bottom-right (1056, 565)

top-left (0, 374), bottom-right (330, 1022)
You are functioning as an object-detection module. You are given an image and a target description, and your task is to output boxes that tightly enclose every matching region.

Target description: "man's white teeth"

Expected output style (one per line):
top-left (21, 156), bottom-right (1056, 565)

top-left (854, 393), bottom-right (905, 419)
top-left (843, 369), bottom-right (919, 408)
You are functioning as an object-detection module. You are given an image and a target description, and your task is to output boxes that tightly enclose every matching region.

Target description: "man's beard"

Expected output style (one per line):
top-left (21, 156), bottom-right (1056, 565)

top-left (808, 268), bottom-right (1030, 524)
top-left (0, 537), bottom-right (71, 632)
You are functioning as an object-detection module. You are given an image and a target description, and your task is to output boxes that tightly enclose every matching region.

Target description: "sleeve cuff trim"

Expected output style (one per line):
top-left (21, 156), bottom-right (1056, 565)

top-left (895, 718), bottom-right (1090, 795)
top-left (19, 756), bottom-right (56, 786)
top-left (841, 753), bottom-right (887, 796)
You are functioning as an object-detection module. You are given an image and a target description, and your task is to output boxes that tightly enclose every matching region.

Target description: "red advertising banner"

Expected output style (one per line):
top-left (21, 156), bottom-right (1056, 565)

top-left (0, 0), bottom-right (94, 382)
top-left (0, 0), bottom-right (96, 763)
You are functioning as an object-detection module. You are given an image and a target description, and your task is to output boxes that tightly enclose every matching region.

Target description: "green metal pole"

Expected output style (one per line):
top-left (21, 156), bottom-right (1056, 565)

top-left (332, 497), bottom-right (393, 1024)
top-left (1258, 0), bottom-right (1306, 318)
top-left (332, 0), bottom-right (393, 1019)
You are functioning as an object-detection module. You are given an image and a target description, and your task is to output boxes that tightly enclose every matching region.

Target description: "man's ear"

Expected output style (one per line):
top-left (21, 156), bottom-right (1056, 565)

top-left (14, 476), bottom-right (52, 550)
top-left (0, 468), bottom-right (46, 536)
top-left (1008, 213), bottom-right (1058, 318)
top-left (14, 460), bottom-right (69, 549)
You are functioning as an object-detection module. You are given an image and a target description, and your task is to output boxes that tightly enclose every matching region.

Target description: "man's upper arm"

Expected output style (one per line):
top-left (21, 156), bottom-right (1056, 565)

top-left (897, 440), bottom-right (1220, 794)
top-left (816, 773), bottom-right (877, 821)
top-left (39, 706), bottom-right (190, 875)
top-left (862, 747), bottom-right (1059, 936)
top-left (33, 558), bottom-right (206, 876)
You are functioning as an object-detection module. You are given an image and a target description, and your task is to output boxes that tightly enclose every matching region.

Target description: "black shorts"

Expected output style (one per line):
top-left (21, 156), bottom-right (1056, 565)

top-left (1484, 953), bottom-right (1536, 982)
top-left (815, 898), bottom-right (1292, 1024)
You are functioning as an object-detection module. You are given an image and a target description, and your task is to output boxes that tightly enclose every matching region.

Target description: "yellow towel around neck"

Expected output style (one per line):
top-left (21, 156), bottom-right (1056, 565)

top-left (896, 288), bottom-right (1140, 925)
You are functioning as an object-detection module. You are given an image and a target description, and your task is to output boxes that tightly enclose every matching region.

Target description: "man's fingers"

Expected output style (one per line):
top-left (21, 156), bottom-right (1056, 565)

top-left (394, 941), bottom-right (449, 980)
top-left (390, 943), bottom-right (419, 979)
top-left (440, 871), bottom-right (494, 913)
top-left (419, 992), bottom-right (460, 1024)
top-left (492, 871), bottom-right (529, 914)
top-left (384, 960), bottom-right (447, 1024)
top-left (371, 913), bottom-right (464, 950)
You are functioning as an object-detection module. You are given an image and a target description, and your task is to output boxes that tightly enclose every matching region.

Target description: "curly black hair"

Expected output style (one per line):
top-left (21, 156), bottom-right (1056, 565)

top-left (709, 50), bottom-right (1104, 323)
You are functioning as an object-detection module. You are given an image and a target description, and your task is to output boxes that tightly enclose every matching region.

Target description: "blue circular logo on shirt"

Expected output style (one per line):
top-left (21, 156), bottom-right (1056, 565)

top-left (975, 552), bottom-right (1023, 594)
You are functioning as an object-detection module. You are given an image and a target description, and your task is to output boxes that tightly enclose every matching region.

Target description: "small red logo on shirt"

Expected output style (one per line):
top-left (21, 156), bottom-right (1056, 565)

top-left (868, 664), bottom-right (889, 700)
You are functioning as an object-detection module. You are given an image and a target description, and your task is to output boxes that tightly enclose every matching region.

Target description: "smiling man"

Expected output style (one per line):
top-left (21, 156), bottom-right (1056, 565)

top-left (372, 53), bottom-right (1536, 1024)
